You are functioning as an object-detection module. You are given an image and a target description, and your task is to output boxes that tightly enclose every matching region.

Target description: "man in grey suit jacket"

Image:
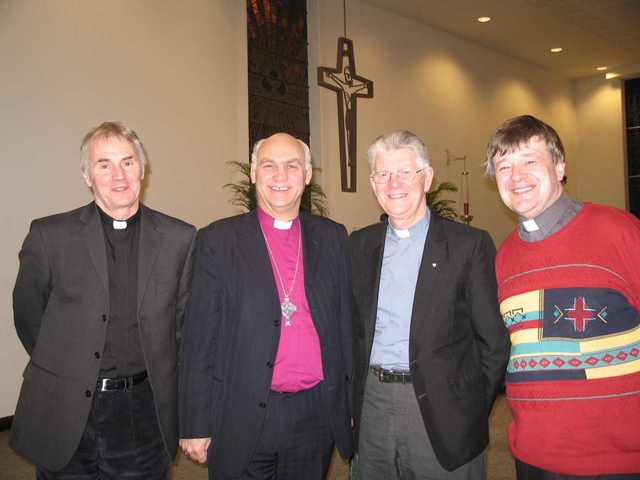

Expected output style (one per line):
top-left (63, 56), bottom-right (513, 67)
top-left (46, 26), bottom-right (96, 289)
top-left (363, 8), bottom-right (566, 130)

top-left (349, 130), bottom-right (510, 479)
top-left (179, 133), bottom-right (353, 479)
top-left (11, 121), bottom-right (197, 478)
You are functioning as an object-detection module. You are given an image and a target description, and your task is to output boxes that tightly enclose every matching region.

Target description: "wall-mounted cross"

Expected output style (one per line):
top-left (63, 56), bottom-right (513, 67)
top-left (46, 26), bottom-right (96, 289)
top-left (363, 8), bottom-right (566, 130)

top-left (318, 37), bottom-right (373, 192)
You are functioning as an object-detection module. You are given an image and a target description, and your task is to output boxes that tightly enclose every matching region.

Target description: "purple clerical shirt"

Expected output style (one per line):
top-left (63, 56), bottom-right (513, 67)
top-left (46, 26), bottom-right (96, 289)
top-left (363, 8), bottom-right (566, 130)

top-left (258, 207), bottom-right (323, 392)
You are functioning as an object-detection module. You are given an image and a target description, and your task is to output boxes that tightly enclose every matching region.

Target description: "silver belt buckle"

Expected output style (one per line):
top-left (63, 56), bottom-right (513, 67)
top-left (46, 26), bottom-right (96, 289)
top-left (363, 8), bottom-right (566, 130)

top-left (99, 378), bottom-right (110, 391)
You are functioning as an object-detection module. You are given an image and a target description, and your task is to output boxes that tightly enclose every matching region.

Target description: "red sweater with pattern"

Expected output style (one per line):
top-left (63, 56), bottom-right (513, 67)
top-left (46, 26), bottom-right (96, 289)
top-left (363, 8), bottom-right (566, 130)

top-left (496, 203), bottom-right (640, 475)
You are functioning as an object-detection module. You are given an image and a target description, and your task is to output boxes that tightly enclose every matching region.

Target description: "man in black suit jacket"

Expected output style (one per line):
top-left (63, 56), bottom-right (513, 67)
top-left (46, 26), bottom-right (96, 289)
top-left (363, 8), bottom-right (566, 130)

top-left (12, 121), bottom-right (197, 478)
top-left (179, 133), bottom-right (353, 479)
top-left (349, 130), bottom-right (510, 479)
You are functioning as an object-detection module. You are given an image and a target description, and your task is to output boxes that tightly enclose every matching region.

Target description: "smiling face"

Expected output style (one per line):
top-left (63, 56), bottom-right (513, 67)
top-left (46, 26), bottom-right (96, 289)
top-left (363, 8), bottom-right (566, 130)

top-left (82, 135), bottom-right (143, 219)
top-left (250, 133), bottom-right (312, 221)
top-left (493, 137), bottom-right (565, 220)
top-left (370, 147), bottom-right (433, 229)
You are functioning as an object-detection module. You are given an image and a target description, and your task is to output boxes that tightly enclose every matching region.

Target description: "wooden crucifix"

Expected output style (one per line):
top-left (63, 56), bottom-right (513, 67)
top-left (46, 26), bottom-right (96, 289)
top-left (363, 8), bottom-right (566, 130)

top-left (318, 38), bottom-right (373, 192)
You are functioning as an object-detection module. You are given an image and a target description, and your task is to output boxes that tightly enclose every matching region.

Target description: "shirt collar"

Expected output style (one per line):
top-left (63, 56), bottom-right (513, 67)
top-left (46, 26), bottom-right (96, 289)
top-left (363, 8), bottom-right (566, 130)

top-left (258, 206), bottom-right (298, 230)
top-left (517, 192), bottom-right (574, 240)
top-left (389, 209), bottom-right (430, 239)
top-left (97, 205), bottom-right (141, 230)
top-left (528, 192), bottom-right (569, 229)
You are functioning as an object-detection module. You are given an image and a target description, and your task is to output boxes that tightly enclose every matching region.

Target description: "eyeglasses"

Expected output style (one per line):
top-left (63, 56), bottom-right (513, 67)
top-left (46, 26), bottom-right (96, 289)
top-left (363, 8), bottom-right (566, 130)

top-left (371, 168), bottom-right (426, 184)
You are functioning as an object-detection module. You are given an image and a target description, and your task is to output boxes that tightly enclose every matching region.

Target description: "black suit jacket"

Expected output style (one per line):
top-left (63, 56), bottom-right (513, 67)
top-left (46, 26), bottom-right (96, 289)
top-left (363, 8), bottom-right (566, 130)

top-left (349, 211), bottom-right (510, 472)
top-left (179, 209), bottom-right (354, 478)
top-left (11, 202), bottom-right (197, 471)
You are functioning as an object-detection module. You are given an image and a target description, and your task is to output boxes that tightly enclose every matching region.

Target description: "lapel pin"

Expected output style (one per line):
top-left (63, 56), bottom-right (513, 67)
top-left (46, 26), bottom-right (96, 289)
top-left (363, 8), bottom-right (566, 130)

top-left (432, 263), bottom-right (437, 267)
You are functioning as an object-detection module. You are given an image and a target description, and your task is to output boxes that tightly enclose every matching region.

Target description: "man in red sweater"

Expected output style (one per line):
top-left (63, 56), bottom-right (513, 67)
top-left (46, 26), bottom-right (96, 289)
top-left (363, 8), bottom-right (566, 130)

top-left (485, 115), bottom-right (640, 480)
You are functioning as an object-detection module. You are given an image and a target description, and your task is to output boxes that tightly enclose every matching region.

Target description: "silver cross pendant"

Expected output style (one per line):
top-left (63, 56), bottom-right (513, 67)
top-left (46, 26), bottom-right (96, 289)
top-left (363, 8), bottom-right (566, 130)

top-left (281, 296), bottom-right (297, 327)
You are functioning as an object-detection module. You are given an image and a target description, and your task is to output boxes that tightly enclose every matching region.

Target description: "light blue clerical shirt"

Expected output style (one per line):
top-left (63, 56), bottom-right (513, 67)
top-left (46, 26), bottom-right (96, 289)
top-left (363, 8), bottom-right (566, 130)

top-left (370, 210), bottom-right (430, 372)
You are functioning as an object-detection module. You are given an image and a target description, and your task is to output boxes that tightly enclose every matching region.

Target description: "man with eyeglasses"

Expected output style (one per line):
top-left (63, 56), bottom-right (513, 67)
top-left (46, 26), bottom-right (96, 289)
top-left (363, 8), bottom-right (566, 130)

top-left (349, 130), bottom-right (510, 479)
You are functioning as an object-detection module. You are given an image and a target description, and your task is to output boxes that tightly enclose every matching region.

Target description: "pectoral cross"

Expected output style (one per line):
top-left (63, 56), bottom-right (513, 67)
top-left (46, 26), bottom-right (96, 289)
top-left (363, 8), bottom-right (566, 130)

top-left (318, 38), bottom-right (374, 192)
top-left (281, 296), bottom-right (297, 327)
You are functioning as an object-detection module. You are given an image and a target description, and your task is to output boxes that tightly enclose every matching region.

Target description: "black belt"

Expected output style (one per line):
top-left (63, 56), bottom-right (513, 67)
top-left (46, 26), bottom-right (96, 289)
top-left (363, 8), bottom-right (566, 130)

top-left (97, 371), bottom-right (148, 391)
top-left (370, 366), bottom-right (412, 384)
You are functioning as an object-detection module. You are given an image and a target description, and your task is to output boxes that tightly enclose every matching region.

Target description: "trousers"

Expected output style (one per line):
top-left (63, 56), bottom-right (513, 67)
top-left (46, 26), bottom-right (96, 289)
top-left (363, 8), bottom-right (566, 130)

top-left (36, 377), bottom-right (170, 479)
top-left (358, 369), bottom-right (485, 480)
top-left (210, 382), bottom-right (334, 480)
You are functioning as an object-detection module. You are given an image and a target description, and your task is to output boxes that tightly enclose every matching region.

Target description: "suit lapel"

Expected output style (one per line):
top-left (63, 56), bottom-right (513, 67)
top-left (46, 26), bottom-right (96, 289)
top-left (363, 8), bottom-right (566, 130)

top-left (137, 205), bottom-right (163, 311)
top-left (79, 203), bottom-right (109, 296)
top-left (362, 223), bottom-right (386, 354)
top-left (300, 214), bottom-right (320, 289)
top-left (239, 210), bottom-right (280, 302)
top-left (299, 214), bottom-right (327, 337)
top-left (409, 211), bottom-right (447, 342)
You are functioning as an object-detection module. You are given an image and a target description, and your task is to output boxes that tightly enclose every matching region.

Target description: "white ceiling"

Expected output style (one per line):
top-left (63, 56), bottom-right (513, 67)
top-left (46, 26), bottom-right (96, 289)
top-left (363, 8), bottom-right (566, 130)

top-left (359, 0), bottom-right (640, 79)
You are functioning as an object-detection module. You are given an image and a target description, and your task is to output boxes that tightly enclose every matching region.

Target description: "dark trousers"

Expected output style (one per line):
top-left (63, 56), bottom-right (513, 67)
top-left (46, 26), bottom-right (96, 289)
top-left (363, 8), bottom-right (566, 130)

top-left (36, 378), bottom-right (170, 480)
top-left (210, 382), bottom-right (334, 480)
top-left (358, 369), bottom-right (485, 480)
top-left (516, 459), bottom-right (640, 480)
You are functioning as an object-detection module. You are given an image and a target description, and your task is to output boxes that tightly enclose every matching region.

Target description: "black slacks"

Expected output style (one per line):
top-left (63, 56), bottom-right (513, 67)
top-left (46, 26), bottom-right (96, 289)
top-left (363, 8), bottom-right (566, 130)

top-left (36, 378), bottom-right (170, 480)
top-left (210, 382), bottom-right (335, 480)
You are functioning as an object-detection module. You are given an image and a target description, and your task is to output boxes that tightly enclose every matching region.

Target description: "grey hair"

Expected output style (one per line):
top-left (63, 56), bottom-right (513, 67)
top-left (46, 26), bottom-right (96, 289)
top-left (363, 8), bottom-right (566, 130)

top-left (484, 115), bottom-right (565, 178)
top-left (80, 121), bottom-right (148, 178)
top-left (366, 130), bottom-right (431, 174)
top-left (250, 135), bottom-right (312, 171)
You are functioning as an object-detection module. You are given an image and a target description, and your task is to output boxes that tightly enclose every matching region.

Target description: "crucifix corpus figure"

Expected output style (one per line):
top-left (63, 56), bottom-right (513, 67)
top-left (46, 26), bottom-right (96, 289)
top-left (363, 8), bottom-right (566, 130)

top-left (318, 37), bottom-right (373, 192)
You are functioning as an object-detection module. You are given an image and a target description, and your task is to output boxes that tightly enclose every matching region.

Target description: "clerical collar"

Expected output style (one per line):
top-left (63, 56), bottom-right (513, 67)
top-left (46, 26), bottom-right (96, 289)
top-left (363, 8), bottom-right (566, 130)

top-left (521, 219), bottom-right (539, 232)
top-left (97, 205), bottom-right (141, 230)
top-left (257, 207), bottom-right (298, 230)
top-left (517, 192), bottom-right (583, 241)
top-left (389, 210), bottom-right (430, 239)
top-left (274, 219), bottom-right (293, 230)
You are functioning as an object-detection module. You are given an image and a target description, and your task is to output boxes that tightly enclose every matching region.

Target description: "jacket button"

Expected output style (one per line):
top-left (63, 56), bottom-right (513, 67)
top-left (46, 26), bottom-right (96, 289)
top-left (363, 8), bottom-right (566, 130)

top-left (102, 314), bottom-right (107, 322)
top-left (274, 319), bottom-right (280, 327)
top-left (259, 402), bottom-right (267, 408)
top-left (360, 389), bottom-right (364, 396)
top-left (266, 361), bottom-right (273, 368)
top-left (85, 390), bottom-right (92, 398)
top-left (94, 352), bottom-right (100, 359)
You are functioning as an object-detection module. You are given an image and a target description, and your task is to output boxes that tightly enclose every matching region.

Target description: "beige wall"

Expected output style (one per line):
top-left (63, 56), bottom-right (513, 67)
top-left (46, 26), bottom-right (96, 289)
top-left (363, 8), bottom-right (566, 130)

top-left (0, 0), bottom-right (248, 418)
top-left (1, 0), bottom-right (636, 420)
top-left (574, 63), bottom-right (640, 209)
top-left (312, 0), bottom-right (577, 244)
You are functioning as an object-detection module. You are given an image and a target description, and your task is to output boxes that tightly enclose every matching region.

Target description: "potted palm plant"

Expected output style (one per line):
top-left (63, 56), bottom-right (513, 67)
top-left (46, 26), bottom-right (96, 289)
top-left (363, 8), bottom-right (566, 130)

top-left (427, 181), bottom-right (459, 220)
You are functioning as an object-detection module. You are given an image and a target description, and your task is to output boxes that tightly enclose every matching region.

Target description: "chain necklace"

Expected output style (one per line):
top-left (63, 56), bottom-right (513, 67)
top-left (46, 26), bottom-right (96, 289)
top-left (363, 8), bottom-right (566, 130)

top-left (261, 223), bottom-right (302, 327)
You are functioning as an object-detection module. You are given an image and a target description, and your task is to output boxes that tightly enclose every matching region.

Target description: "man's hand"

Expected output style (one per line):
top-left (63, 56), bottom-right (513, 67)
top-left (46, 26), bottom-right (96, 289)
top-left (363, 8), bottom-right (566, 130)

top-left (179, 437), bottom-right (211, 464)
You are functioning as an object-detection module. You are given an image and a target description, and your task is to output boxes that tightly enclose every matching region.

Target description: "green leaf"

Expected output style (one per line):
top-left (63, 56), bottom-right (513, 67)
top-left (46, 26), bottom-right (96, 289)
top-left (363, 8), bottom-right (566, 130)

top-left (426, 181), bottom-right (459, 221)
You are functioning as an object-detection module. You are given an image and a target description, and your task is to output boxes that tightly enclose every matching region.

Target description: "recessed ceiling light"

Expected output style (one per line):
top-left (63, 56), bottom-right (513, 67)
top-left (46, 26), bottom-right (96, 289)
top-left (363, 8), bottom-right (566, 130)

top-left (478, 17), bottom-right (491, 23)
top-left (596, 66), bottom-right (608, 71)
top-left (550, 47), bottom-right (563, 53)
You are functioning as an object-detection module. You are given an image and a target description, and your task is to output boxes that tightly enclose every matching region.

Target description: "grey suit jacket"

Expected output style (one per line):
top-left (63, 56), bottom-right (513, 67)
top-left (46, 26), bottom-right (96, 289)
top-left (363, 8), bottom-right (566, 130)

top-left (179, 209), bottom-right (354, 478)
top-left (349, 211), bottom-right (510, 472)
top-left (11, 202), bottom-right (197, 471)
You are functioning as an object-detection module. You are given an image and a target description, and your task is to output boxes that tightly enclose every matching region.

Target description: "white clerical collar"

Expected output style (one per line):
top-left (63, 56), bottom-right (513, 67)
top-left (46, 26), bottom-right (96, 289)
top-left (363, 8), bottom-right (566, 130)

top-left (389, 210), bottom-right (430, 239)
top-left (392, 227), bottom-right (411, 238)
top-left (273, 219), bottom-right (293, 230)
top-left (521, 219), bottom-right (539, 232)
top-left (113, 220), bottom-right (127, 230)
